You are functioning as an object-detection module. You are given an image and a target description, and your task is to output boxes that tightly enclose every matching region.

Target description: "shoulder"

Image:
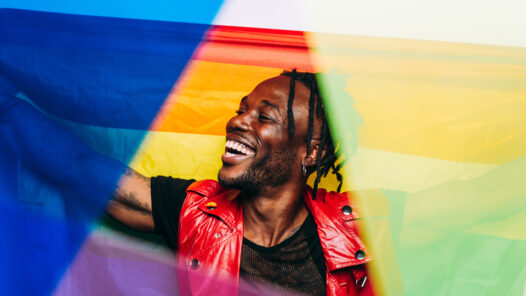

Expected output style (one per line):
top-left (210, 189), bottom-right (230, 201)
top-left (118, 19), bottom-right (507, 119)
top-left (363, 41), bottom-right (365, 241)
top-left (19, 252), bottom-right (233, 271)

top-left (311, 187), bottom-right (389, 219)
top-left (183, 179), bottom-right (233, 206)
top-left (311, 187), bottom-right (352, 209)
top-left (315, 188), bottom-right (350, 202)
top-left (151, 176), bottom-right (195, 191)
top-left (309, 188), bottom-right (359, 220)
top-left (186, 179), bottom-right (228, 197)
top-left (180, 180), bottom-right (241, 230)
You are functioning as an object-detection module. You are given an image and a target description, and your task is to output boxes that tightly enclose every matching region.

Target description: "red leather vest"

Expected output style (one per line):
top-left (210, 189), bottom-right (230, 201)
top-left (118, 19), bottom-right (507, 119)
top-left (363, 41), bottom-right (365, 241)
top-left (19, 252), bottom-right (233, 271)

top-left (176, 180), bottom-right (376, 295)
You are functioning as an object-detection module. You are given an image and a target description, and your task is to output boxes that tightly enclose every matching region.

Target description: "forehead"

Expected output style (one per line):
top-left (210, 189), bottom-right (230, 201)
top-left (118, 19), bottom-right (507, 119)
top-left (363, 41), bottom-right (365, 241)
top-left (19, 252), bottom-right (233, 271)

top-left (243, 76), bottom-right (310, 109)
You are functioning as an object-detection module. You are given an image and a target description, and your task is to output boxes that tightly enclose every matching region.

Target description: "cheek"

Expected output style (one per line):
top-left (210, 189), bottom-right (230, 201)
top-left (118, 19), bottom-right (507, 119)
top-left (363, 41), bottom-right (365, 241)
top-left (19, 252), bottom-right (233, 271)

top-left (258, 126), bottom-right (287, 146)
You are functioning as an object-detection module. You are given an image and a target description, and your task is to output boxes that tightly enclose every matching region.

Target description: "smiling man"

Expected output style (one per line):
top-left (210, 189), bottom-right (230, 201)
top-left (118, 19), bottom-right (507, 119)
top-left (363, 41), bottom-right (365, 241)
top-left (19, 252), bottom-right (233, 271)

top-left (0, 70), bottom-right (373, 295)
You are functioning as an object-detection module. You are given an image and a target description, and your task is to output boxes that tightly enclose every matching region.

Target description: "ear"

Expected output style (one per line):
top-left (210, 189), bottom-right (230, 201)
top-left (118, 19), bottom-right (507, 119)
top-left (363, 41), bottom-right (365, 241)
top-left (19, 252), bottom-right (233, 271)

top-left (303, 140), bottom-right (326, 167)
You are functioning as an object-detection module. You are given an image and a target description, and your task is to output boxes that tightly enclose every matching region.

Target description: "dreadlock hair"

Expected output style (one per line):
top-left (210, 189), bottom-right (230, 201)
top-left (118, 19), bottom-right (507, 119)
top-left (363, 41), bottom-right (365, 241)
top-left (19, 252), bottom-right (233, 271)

top-left (280, 70), bottom-right (343, 199)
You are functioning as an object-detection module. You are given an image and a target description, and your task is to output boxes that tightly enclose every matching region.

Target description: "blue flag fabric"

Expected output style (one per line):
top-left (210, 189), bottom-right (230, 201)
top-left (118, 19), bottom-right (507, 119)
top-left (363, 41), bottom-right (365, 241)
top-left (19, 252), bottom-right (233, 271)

top-left (0, 8), bottom-right (222, 295)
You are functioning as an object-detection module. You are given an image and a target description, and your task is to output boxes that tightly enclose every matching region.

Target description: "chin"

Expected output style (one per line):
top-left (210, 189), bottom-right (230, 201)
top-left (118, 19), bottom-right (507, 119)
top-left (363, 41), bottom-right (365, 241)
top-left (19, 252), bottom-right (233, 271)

top-left (217, 167), bottom-right (236, 188)
top-left (217, 168), bottom-right (260, 195)
top-left (218, 163), bottom-right (244, 184)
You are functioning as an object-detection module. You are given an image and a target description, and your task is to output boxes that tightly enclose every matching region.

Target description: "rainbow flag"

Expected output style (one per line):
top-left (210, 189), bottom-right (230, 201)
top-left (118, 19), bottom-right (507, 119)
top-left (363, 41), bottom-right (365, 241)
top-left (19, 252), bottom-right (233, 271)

top-left (1, 1), bottom-right (525, 295)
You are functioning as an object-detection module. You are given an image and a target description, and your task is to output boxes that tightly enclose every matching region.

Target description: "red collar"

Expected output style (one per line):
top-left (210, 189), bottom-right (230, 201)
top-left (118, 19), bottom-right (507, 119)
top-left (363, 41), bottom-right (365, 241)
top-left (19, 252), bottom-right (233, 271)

top-left (303, 188), bottom-right (372, 271)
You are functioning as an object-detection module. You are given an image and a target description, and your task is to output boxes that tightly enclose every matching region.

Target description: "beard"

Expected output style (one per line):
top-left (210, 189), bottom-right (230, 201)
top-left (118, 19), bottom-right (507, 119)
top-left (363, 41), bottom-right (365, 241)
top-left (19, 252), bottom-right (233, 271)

top-left (218, 145), bottom-right (298, 195)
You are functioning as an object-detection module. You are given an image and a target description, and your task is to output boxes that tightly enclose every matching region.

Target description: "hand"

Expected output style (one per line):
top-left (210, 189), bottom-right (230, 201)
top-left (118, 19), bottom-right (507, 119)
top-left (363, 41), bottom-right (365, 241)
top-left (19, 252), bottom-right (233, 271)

top-left (0, 73), bottom-right (20, 116)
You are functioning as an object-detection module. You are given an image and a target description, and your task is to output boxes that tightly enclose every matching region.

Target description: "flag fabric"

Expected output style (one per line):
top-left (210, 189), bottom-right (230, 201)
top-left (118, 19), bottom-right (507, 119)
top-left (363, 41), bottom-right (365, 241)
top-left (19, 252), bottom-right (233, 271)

top-left (314, 34), bottom-right (526, 295)
top-left (0, 7), bottom-right (222, 295)
top-left (1, 2), bottom-right (526, 296)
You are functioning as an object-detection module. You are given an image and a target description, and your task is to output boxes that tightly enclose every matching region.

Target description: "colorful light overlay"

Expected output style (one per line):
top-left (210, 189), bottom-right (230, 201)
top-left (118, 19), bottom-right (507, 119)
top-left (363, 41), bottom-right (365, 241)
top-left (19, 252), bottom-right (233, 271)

top-left (1, 2), bottom-right (525, 295)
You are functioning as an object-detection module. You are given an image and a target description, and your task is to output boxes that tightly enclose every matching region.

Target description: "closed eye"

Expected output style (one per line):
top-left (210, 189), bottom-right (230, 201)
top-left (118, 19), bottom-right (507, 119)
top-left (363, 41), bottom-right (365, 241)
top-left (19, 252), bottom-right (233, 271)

top-left (258, 113), bottom-right (277, 122)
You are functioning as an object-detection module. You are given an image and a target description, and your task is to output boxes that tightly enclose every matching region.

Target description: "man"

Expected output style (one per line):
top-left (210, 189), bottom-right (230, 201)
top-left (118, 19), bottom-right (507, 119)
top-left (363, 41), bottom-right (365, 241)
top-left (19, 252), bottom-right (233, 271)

top-left (1, 70), bottom-right (372, 295)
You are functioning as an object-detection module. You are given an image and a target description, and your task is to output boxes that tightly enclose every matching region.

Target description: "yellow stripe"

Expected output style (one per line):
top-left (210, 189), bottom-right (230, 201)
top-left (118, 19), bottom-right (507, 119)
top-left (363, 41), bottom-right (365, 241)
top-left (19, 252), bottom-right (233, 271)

top-left (308, 32), bottom-right (526, 164)
top-left (129, 131), bottom-right (224, 180)
top-left (129, 130), bottom-right (497, 195)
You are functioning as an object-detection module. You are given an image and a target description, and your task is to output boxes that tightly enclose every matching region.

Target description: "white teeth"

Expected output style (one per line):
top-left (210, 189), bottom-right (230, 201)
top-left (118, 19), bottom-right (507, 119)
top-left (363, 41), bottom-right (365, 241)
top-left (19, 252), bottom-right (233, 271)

top-left (225, 140), bottom-right (253, 156)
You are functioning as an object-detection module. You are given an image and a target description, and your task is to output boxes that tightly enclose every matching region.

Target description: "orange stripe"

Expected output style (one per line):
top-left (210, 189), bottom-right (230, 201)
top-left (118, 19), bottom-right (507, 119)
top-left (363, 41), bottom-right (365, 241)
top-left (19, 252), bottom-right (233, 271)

top-left (151, 61), bottom-right (284, 134)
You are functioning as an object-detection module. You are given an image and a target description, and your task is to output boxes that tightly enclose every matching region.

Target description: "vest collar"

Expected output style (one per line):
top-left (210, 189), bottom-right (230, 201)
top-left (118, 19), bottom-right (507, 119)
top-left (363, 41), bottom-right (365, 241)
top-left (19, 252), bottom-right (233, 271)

top-left (188, 181), bottom-right (372, 271)
top-left (196, 189), bottom-right (241, 231)
top-left (303, 187), bottom-right (372, 271)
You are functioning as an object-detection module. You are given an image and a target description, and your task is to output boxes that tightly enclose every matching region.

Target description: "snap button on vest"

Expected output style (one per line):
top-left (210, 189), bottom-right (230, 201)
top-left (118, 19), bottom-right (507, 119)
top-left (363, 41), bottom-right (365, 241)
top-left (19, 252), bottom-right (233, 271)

top-left (190, 259), bottom-right (199, 269)
top-left (205, 202), bottom-right (217, 210)
top-left (342, 205), bottom-right (352, 215)
top-left (355, 250), bottom-right (366, 260)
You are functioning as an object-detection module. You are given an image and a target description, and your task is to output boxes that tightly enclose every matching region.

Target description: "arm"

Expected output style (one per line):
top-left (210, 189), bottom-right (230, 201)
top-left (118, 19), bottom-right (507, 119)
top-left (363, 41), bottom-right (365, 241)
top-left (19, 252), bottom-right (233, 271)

top-left (0, 73), bottom-right (155, 231)
top-left (108, 167), bottom-right (155, 231)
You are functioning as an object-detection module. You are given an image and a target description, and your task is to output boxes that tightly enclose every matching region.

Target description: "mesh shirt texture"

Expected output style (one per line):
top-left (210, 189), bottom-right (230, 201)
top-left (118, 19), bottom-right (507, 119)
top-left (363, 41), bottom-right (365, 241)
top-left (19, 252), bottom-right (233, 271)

top-left (240, 214), bottom-right (326, 295)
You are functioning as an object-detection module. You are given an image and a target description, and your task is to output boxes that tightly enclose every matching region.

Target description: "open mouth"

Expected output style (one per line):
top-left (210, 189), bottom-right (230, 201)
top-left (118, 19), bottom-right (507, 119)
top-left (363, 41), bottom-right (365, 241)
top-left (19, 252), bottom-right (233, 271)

top-left (224, 140), bottom-right (255, 156)
top-left (222, 140), bottom-right (256, 163)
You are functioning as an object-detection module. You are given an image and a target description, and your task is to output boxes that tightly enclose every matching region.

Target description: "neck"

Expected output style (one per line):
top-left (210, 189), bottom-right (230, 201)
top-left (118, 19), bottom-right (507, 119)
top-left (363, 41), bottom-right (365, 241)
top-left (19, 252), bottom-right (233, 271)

top-left (242, 181), bottom-right (309, 247)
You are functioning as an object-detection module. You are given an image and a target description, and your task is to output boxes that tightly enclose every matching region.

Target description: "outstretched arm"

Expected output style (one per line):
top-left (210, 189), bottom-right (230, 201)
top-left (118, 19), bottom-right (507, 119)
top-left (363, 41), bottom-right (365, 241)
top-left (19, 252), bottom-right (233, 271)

top-left (108, 167), bottom-right (154, 231)
top-left (0, 73), bottom-right (155, 231)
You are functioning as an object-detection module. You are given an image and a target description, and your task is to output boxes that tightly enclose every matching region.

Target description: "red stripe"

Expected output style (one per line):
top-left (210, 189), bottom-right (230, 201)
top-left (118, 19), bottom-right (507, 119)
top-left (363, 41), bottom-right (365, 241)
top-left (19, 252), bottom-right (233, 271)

top-left (195, 25), bottom-right (313, 71)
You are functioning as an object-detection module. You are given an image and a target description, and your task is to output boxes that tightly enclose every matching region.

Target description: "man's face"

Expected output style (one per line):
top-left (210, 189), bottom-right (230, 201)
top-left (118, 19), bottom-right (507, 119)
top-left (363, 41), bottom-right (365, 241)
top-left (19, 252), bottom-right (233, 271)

top-left (218, 76), bottom-right (312, 194)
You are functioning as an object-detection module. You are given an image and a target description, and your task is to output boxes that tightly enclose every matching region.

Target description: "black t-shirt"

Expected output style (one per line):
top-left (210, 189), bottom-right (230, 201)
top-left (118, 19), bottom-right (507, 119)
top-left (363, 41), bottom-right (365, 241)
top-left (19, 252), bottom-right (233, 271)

top-left (151, 176), bottom-right (327, 295)
top-left (150, 176), bottom-right (195, 249)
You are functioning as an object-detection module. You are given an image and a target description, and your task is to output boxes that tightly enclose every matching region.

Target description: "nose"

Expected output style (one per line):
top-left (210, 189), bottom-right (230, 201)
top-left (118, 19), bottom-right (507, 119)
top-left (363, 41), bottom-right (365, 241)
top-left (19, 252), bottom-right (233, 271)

top-left (227, 111), bottom-right (252, 133)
